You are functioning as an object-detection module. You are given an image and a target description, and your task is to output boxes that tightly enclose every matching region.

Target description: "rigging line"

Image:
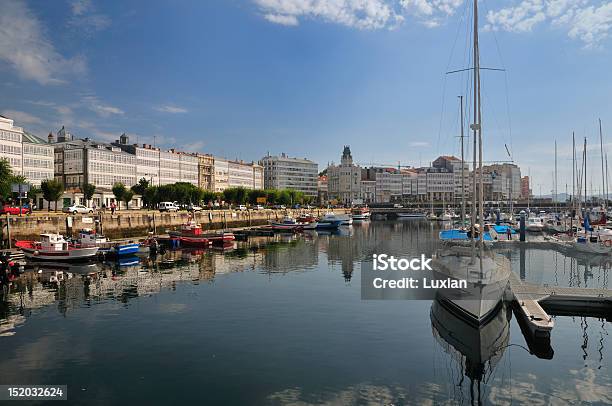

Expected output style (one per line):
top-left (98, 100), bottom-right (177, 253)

top-left (481, 0), bottom-right (514, 161)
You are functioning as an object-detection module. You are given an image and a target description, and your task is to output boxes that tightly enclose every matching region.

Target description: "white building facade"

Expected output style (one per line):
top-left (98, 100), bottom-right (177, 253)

top-left (0, 115), bottom-right (54, 186)
top-left (213, 157), bottom-right (263, 192)
top-left (260, 154), bottom-right (318, 196)
top-left (327, 146), bottom-right (362, 205)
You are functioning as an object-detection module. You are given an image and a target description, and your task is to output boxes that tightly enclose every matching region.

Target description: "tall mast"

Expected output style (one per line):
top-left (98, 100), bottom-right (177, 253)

top-left (459, 95), bottom-right (466, 223)
top-left (554, 140), bottom-right (557, 212)
top-left (572, 132), bottom-right (575, 214)
top-left (600, 118), bottom-right (605, 209)
top-left (475, 0), bottom-right (484, 251)
top-left (470, 0), bottom-right (479, 260)
top-left (584, 137), bottom-right (588, 209)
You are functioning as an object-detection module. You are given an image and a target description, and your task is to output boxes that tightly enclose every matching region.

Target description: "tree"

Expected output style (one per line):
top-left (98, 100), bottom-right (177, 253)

top-left (122, 190), bottom-right (134, 210)
top-left (143, 186), bottom-right (158, 209)
top-left (41, 179), bottom-right (64, 211)
top-left (223, 188), bottom-right (237, 205)
top-left (112, 182), bottom-right (126, 209)
top-left (83, 183), bottom-right (96, 207)
top-left (131, 177), bottom-right (150, 196)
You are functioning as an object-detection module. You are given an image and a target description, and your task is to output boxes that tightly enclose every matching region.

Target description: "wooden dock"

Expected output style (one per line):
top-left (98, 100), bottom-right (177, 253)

top-left (509, 271), bottom-right (612, 340)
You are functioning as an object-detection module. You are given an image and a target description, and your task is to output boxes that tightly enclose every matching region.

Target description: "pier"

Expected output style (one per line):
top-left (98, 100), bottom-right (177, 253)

top-left (509, 271), bottom-right (612, 341)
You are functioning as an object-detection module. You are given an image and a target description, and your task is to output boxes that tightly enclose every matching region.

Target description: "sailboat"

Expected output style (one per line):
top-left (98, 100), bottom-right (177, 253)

top-left (432, 0), bottom-right (511, 323)
top-left (431, 297), bottom-right (511, 404)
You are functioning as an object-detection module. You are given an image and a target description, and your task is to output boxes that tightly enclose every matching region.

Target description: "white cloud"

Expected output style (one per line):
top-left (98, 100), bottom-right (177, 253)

top-left (82, 96), bottom-right (124, 117)
top-left (154, 105), bottom-right (189, 114)
top-left (0, 0), bottom-right (86, 85)
top-left (254, 0), bottom-right (463, 29)
top-left (264, 13), bottom-right (300, 25)
top-left (0, 110), bottom-right (43, 125)
top-left (485, 0), bottom-right (611, 48)
top-left (253, 0), bottom-right (402, 29)
top-left (69, 0), bottom-right (111, 33)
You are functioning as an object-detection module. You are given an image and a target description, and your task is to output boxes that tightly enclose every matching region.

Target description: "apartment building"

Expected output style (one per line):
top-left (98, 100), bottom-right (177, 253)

top-left (213, 157), bottom-right (263, 192)
top-left (0, 115), bottom-right (54, 186)
top-left (260, 153), bottom-right (318, 196)
top-left (327, 146), bottom-right (362, 205)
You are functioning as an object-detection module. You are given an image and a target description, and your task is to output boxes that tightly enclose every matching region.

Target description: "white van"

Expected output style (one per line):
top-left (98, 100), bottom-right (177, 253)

top-left (159, 202), bottom-right (179, 212)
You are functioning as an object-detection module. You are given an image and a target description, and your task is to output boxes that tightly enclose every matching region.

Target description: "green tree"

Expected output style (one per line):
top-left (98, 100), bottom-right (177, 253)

top-left (234, 187), bottom-right (248, 205)
top-left (143, 186), bottom-right (158, 209)
top-left (223, 188), bottom-right (238, 205)
top-left (131, 177), bottom-right (150, 196)
top-left (122, 190), bottom-right (134, 210)
top-left (112, 182), bottom-right (126, 209)
top-left (248, 189), bottom-right (267, 205)
top-left (41, 179), bottom-right (64, 211)
top-left (278, 190), bottom-right (291, 205)
top-left (82, 183), bottom-right (96, 207)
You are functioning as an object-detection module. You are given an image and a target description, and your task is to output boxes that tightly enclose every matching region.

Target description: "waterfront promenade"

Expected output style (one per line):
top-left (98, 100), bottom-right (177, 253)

top-left (0, 208), bottom-right (350, 241)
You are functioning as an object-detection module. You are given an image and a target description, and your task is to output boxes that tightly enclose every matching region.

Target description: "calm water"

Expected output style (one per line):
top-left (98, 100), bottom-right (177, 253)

top-left (0, 221), bottom-right (610, 405)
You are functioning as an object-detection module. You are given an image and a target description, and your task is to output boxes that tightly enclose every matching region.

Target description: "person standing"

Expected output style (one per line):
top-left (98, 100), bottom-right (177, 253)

top-left (111, 201), bottom-right (116, 215)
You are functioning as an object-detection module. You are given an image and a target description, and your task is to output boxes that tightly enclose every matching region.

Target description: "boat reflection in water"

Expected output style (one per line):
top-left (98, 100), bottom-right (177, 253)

top-left (431, 244), bottom-right (511, 324)
top-left (431, 296), bottom-right (511, 404)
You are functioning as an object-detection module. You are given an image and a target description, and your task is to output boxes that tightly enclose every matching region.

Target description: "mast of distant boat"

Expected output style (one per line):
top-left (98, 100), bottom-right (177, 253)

top-left (459, 95), bottom-right (466, 225)
top-left (599, 118), bottom-right (606, 210)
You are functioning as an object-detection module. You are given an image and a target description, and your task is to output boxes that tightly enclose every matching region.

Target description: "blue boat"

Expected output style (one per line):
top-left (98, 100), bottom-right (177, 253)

top-left (439, 229), bottom-right (493, 242)
top-left (111, 242), bottom-right (141, 256)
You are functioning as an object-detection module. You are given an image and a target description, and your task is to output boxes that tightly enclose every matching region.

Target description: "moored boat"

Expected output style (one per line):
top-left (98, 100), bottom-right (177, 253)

top-left (270, 216), bottom-right (304, 232)
top-left (351, 207), bottom-right (370, 220)
top-left (16, 233), bottom-right (99, 261)
top-left (76, 229), bottom-right (140, 256)
top-left (168, 221), bottom-right (213, 247)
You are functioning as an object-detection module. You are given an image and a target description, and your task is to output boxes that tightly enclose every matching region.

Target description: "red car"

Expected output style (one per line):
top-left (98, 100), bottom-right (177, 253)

top-left (0, 205), bottom-right (32, 215)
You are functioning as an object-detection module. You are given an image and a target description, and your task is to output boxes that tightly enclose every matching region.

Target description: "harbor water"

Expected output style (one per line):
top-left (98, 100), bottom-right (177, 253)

top-left (0, 220), bottom-right (610, 405)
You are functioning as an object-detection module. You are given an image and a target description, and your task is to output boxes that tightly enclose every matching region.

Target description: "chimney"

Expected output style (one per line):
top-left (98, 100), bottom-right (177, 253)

top-left (47, 132), bottom-right (54, 143)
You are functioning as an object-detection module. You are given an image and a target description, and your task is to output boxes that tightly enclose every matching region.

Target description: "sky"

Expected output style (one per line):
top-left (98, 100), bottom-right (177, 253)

top-left (1, 0), bottom-right (612, 195)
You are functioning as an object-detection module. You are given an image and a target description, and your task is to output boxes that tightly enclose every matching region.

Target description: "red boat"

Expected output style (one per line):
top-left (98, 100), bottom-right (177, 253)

top-left (169, 221), bottom-right (234, 247)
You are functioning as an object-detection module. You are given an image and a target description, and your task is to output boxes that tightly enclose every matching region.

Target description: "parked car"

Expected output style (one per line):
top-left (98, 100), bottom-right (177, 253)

top-left (0, 205), bottom-right (32, 215)
top-left (63, 204), bottom-right (94, 214)
top-left (188, 204), bottom-right (203, 212)
top-left (158, 202), bottom-right (179, 212)
top-left (273, 204), bottom-right (286, 209)
top-left (237, 205), bottom-right (247, 211)
top-left (253, 204), bottom-right (264, 210)
top-left (393, 204), bottom-right (403, 208)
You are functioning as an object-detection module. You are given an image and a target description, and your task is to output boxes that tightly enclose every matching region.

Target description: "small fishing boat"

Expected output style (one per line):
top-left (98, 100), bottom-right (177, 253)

top-left (168, 221), bottom-right (212, 247)
top-left (316, 213), bottom-right (343, 230)
top-left (76, 229), bottom-right (141, 256)
top-left (16, 233), bottom-right (99, 261)
top-left (270, 216), bottom-right (304, 232)
top-left (296, 214), bottom-right (317, 223)
top-left (351, 207), bottom-right (370, 220)
top-left (76, 228), bottom-right (140, 256)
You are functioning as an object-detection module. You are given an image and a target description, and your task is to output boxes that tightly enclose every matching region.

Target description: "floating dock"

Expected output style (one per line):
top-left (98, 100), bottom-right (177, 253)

top-left (509, 271), bottom-right (612, 340)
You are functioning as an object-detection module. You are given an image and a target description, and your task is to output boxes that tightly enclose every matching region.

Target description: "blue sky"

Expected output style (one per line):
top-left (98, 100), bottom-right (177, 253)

top-left (1, 0), bottom-right (612, 194)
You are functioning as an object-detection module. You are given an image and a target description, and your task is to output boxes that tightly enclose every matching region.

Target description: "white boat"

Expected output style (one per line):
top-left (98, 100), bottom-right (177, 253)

top-left (323, 212), bottom-right (352, 226)
top-left (568, 235), bottom-right (612, 255)
top-left (431, 245), bottom-right (511, 323)
top-left (76, 228), bottom-right (141, 256)
top-left (526, 216), bottom-right (545, 232)
top-left (351, 207), bottom-right (370, 220)
top-left (16, 233), bottom-right (99, 261)
top-left (430, 297), bottom-right (510, 403)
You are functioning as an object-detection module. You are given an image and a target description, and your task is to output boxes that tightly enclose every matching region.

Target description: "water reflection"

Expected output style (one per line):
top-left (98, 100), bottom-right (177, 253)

top-left (0, 221), bottom-right (609, 405)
